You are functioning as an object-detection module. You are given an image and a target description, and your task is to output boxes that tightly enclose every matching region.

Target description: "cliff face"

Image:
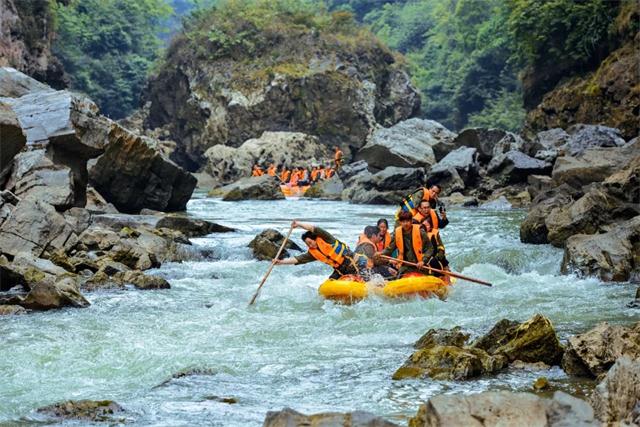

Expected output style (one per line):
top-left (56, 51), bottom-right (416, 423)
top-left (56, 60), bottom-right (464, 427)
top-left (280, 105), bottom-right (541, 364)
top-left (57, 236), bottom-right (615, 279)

top-left (0, 0), bottom-right (66, 89)
top-left (142, 8), bottom-right (420, 170)
top-left (523, 3), bottom-right (639, 140)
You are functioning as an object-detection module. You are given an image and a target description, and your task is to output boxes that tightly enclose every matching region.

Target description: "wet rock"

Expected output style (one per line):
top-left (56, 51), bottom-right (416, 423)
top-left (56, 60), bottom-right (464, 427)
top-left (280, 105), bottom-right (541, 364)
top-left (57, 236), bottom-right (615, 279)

top-left (451, 128), bottom-right (524, 163)
top-left (561, 216), bottom-right (640, 282)
top-left (6, 149), bottom-right (77, 209)
top-left (552, 144), bottom-right (639, 189)
top-left (563, 124), bottom-right (626, 157)
top-left (487, 150), bottom-right (552, 186)
top-left (392, 345), bottom-right (506, 381)
top-left (36, 400), bottom-right (126, 423)
top-left (533, 377), bottom-right (550, 391)
top-left (561, 322), bottom-right (640, 378)
top-left (248, 229), bottom-right (301, 261)
top-left (479, 195), bottom-right (512, 210)
top-left (487, 185), bottom-right (531, 209)
top-left (304, 175), bottom-right (344, 200)
top-left (11, 278), bottom-right (89, 310)
top-left (82, 269), bottom-right (169, 291)
top-left (472, 314), bottom-right (564, 366)
top-left (204, 132), bottom-right (331, 187)
top-left (264, 408), bottom-right (399, 427)
top-left (409, 391), bottom-right (596, 427)
top-left (429, 147), bottom-right (479, 186)
top-left (216, 175), bottom-right (285, 201)
top-left (414, 326), bottom-right (469, 350)
top-left (590, 356), bottom-right (640, 425)
top-left (0, 100), bottom-right (25, 174)
top-left (0, 199), bottom-right (76, 257)
top-left (0, 305), bottom-right (26, 315)
top-left (520, 187), bottom-right (576, 244)
top-left (355, 118), bottom-right (455, 169)
top-left (114, 270), bottom-right (170, 290)
top-left (88, 125), bottom-right (197, 213)
top-left (545, 186), bottom-right (636, 248)
top-left (155, 216), bottom-right (234, 237)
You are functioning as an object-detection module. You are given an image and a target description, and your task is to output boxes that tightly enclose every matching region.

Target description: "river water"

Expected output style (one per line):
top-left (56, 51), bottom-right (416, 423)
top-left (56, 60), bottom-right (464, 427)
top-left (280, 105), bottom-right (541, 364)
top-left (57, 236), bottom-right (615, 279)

top-left (1, 193), bottom-right (638, 426)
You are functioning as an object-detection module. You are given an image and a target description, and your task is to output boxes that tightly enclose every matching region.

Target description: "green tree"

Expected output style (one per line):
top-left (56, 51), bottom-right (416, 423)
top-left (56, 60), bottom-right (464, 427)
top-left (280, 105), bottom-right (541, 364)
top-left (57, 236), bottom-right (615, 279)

top-left (51, 0), bottom-right (172, 118)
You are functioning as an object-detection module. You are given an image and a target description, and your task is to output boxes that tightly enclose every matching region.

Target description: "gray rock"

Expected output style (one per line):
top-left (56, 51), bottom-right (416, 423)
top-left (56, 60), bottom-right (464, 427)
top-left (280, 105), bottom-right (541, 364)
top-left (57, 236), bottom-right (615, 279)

top-left (409, 391), bottom-right (597, 427)
top-left (487, 150), bottom-right (552, 185)
top-left (564, 124), bottom-right (626, 157)
top-left (429, 147), bottom-right (479, 186)
top-left (338, 160), bottom-right (370, 182)
top-left (85, 186), bottom-right (118, 213)
top-left (0, 199), bottom-right (76, 257)
top-left (36, 400), bottom-right (125, 422)
top-left (427, 167), bottom-right (466, 197)
top-left (561, 322), bottom-right (640, 378)
top-left (526, 175), bottom-right (553, 200)
top-left (590, 356), bottom-right (640, 425)
top-left (0, 251), bottom-right (69, 291)
top-left (552, 144), bottom-right (639, 189)
top-left (524, 128), bottom-right (570, 162)
top-left (0, 305), bottom-right (27, 315)
top-left (0, 101), bottom-right (25, 175)
top-left (355, 118), bottom-right (455, 169)
top-left (603, 155), bottom-right (640, 204)
top-left (88, 126), bottom-right (197, 213)
top-left (439, 192), bottom-right (478, 207)
top-left (248, 229), bottom-right (302, 261)
top-left (264, 408), bottom-right (399, 427)
top-left (480, 195), bottom-right (512, 210)
top-left (451, 128), bottom-right (524, 163)
top-left (217, 175), bottom-right (285, 201)
top-left (304, 175), bottom-right (344, 200)
top-left (561, 216), bottom-right (640, 283)
top-left (0, 67), bottom-right (54, 98)
top-left (414, 327), bottom-right (470, 350)
top-left (155, 216), bottom-right (234, 237)
top-left (371, 167), bottom-right (424, 191)
top-left (8, 278), bottom-right (90, 311)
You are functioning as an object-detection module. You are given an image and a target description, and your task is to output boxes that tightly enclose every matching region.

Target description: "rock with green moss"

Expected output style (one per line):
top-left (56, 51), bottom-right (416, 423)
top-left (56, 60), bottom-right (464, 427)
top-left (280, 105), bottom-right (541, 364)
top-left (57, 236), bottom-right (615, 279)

top-left (142, 2), bottom-right (419, 169)
top-left (414, 326), bottom-right (470, 350)
top-left (36, 400), bottom-right (126, 423)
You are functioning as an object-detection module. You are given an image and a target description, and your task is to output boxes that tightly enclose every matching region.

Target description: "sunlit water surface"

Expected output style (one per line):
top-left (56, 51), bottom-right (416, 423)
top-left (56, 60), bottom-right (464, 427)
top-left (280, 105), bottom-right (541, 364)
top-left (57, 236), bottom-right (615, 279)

top-left (1, 192), bottom-right (638, 426)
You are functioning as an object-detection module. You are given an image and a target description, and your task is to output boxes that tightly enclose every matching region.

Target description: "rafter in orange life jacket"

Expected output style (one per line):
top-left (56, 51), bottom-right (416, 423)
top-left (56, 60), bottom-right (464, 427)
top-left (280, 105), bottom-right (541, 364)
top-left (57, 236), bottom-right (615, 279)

top-left (376, 231), bottom-right (392, 251)
top-left (394, 225), bottom-right (423, 262)
top-left (356, 233), bottom-right (377, 268)
top-left (308, 238), bottom-right (347, 268)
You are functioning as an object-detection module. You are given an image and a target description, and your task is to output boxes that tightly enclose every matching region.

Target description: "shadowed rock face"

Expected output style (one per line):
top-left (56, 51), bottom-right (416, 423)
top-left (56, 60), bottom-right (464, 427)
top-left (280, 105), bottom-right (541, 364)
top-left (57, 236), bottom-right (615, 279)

top-left (0, 101), bottom-right (25, 176)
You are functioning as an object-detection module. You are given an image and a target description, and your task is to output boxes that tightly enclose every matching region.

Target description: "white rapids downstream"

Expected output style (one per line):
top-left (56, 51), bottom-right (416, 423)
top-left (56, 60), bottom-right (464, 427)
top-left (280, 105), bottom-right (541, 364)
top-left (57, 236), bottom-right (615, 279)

top-left (1, 192), bottom-right (638, 426)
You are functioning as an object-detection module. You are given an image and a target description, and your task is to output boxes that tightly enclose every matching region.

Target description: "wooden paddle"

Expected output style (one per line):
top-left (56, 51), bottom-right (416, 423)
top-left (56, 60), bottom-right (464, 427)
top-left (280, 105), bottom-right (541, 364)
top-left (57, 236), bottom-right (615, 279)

top-left (248, 225), bottom-right (295, 306)
top-left (379, 255), bottom-right (493, 287)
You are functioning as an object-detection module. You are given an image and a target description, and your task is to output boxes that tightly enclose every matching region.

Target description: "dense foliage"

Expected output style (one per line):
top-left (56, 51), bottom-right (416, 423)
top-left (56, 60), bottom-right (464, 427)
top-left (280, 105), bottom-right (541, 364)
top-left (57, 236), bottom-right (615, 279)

top-left (51, 0), bottom-right (172, 119)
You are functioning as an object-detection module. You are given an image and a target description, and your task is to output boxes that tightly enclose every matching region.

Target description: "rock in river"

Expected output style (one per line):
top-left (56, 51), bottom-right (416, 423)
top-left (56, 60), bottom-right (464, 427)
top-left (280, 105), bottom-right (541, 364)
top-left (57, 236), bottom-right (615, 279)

top-left (590, 356), bottom-right (640, 426)
top-left (249, 229), bottom-right (302, 261)
top-left (215, 175), bottom-right (285, 201)
top-left (264, 408), bottom-right (399, 427)
top-left (36, 400), bottom-right (126, 423)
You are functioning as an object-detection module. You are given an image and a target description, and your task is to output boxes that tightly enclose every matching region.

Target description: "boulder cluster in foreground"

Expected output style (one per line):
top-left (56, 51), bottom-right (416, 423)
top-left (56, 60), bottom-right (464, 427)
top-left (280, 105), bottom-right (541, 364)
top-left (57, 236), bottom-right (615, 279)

top-left (0, 67), bottom-right (234, 315)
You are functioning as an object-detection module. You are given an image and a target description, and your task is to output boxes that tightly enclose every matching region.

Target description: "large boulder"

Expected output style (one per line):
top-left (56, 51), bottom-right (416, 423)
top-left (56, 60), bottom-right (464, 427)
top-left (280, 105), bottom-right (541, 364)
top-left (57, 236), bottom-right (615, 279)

top-left (603, 154), bottom-right (640, 204)
top-left (561, 216), bottom-right (640, 282)
top-left (519, 185), bottom-right (580, 244)
top-left (545, 186), bottom-right (637, 247)
top-left (0, 199), bottom-right (75, 257)
top-left (561, 322), bottom-right (640, 378)
top-left (355, 118), bottom-right (455, 170)
top-left (7, 278), bottom-right (89, 311)
top-left (264, 408), bottom-right (399, 427)
top-left (414, 327), bottom-right (470, 350)
top-left (304, 174), bottom-right (344, 200)
top-left (370, 167), bottom-right (424, 192)
top-left (248, 229), bottom-right (302, 261)
top-left (428, 147), bottom-right (479, 186)
top-left (590, 356), bottom-right (640, 425)
top-left (0, 67), bottom-right (56, 98)
top-left (143, 10), bottom-right (420, 169)
top-left (562, 124), bottom-right (626, 156)
top-left (204, 132), bottom-right (332, 187)
top-left (523, 128), bottom-right (570, 163)
top-left (552, 144), bottom-right (639, 189)
top-left (215, 175), bottom-right (285, 201)
top-left (6, 149), bottom-right (77, 209)
top-left (0, 251), bottom-right (69, 291)
top-left (0, 100), bottom-right (25, 175)
top-left (88, 126), bottom-right (196, 213)
top-left (409, 391), bottom-right (597, 427)
top-left (487, 151), bottom-right (552, 186)
top-left (155, 216), bottom-right (235, 237)
top-left (426, 167), bottom-right (466, 197)
top-left (450, 128), bottom-right (524, 163)
top-left (472, 314), bottom-right (564, 366)
top-left (341, 166), bottom-right (422, 205)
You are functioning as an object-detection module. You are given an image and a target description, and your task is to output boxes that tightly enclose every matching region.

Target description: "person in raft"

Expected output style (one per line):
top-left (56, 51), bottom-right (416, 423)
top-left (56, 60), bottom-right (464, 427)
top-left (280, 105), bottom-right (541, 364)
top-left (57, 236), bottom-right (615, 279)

top-left (354, 226), bottom-right (396, 280)
top-left (377, 210), bottom-right (434, 277)
top-left (275, 221), bottom-right (359, 279)
top-left (397, 184), bottom-right (448, 229)
top-left (376, 218), bottom-right (392, 251)
top-left (414, 200), bottom-right (449, 275)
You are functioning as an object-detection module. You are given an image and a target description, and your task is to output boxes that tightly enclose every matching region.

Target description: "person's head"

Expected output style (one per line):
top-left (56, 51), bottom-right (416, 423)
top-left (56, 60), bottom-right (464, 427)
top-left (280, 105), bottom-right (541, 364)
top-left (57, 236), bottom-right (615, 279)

top-left (364, 225), bottom-right (381, 243)
top-left (418, 199), bottom-right (431, 215)
top-left (376, 218), bottom-right (389, 234)
top-left (398, 211), bottom-right (413, 231)
top-left (301, 231), bottom-right (318, 249)
top-left (429, 184), bottom-right (441, 198)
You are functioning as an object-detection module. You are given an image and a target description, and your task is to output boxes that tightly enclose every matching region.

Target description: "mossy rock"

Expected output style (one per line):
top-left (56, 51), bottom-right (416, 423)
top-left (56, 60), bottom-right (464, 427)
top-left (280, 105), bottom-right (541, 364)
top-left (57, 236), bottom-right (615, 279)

top-left (36, 400), bottom-right (126, 422)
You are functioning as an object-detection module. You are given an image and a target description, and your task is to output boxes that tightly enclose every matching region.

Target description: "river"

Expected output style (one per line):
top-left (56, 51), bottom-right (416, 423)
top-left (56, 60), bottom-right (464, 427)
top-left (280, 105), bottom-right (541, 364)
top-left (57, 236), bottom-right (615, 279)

top-left (1, 193), bottom-right (638, 425)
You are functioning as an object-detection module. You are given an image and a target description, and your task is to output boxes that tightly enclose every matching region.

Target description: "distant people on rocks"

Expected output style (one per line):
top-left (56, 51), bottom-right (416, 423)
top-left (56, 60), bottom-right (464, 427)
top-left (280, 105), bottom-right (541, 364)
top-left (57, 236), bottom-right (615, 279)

top-left (334, 146), bottom-right (344, 169)
top-left (250, 164), bottom-right (337, 187)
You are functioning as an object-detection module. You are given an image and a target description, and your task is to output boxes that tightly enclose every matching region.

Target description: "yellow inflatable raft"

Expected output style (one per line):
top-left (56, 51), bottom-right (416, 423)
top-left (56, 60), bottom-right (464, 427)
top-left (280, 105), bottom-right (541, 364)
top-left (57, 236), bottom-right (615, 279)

top-left (318, 273), bottom-right (450, 303)
top-left (280, 184), bottom-right (310, 198)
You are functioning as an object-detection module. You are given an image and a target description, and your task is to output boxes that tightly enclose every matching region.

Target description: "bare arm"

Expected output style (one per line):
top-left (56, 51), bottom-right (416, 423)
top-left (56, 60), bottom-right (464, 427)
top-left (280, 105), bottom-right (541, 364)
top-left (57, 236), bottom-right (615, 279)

top-left (292, 220), bottom-right (315, 232)
top-left (274, 257), bottom-right (299, 265)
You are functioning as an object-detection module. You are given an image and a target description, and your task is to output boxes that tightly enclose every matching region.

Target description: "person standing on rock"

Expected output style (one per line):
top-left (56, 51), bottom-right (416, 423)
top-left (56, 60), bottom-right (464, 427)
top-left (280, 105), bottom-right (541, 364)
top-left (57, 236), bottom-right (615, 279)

top-left (275, 221), bottom-right (360, 280)
top-left (334, 146), bottom-right (344, 169)
top-left (377, 211), bottom-right (434, 277)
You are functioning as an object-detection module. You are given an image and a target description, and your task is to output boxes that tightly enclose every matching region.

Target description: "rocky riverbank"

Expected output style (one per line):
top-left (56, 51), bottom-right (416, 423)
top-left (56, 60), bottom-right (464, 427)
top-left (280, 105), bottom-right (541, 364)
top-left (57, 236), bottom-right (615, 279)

top-left (0, 67), bottom-right (235, 315)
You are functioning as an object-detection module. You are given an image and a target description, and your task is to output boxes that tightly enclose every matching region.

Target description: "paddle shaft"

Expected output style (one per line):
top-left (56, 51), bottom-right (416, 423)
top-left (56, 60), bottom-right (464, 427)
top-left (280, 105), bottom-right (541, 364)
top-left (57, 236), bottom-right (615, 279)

top-left (248, 225), bottom-right (295, 306)
top-left (379, 255), bottom-right (492, 287)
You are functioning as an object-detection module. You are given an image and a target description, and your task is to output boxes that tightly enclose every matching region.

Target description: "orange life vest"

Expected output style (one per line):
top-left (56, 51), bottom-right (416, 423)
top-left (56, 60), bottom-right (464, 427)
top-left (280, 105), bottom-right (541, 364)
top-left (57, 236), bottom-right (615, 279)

top-left (414, 209), bottom-right (439, 235)
top-left (281, 170), bottom-right (290, 182)
top-left (356, 233), bottom-right (377, 268)
top-left (252, 167), bottom-right (264, 177)
top-left (290, 171), bottom-right (300, 186)
top-left (326, 168), bottom-right (335, 178)
top-left (395, 225), bottom-right (423, 262)
top-left (376, 231), bottom-right (392, 251)
top-left (334, 149), bottom-right (343, 162)
top-left (309, 238), bottom-right (347, 268)
top-left (267, 166), bottom-right (276, 176)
